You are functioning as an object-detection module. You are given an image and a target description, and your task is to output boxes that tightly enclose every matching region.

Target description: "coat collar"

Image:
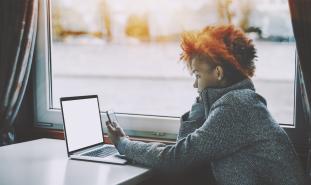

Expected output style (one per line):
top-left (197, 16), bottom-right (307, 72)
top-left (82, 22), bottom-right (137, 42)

top-left (200, 78), bottom-right (256, 117)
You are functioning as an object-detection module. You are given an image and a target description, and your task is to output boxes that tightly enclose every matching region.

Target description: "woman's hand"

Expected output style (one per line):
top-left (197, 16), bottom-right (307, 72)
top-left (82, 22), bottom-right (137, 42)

top-left (188, 96), bottom-right (205, 121)
top-left (105, 121), bottom-right (128, 146)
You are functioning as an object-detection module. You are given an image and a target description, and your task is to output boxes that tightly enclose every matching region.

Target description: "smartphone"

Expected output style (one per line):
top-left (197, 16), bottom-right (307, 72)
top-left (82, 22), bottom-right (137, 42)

top-left (106, 109), bottom-right (118, 127)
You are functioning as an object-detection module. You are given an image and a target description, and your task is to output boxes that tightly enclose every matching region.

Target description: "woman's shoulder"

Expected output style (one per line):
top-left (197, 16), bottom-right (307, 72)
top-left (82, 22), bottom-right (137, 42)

top-left (213, 88), bottom-right (267, 108)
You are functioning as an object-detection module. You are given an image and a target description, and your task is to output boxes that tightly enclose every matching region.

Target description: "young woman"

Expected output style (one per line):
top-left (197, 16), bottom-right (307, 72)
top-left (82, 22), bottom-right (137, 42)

top-left (106, 25), bottom-right (306, 185)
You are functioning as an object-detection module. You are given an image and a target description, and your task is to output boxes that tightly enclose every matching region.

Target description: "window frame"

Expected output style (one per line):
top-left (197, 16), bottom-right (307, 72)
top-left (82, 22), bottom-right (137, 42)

top-left (34, 0), bottom-right (302, 141)
top-left (34, 0), bottom-right (180, 140)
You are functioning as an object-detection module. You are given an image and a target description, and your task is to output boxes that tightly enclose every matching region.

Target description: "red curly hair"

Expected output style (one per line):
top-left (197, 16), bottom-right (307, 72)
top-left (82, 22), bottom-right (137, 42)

top-left (180, 25), bottom-right (257, 80)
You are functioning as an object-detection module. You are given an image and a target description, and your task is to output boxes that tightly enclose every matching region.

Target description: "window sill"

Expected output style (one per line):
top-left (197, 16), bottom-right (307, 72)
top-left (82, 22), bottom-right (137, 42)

top-left (17, 127), bottom-right (176, 145)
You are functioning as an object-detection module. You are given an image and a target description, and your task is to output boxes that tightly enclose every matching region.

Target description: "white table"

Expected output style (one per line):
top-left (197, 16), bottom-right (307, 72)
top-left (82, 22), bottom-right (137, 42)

top-left (0, 138), bottom-right (151, 185)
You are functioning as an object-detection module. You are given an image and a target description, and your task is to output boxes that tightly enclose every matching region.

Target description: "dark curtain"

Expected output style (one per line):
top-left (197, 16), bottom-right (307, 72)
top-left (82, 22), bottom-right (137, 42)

top-left (288, 0), bottom-right (311, 178)
top-left (0, 0), bottom-right (38, 146)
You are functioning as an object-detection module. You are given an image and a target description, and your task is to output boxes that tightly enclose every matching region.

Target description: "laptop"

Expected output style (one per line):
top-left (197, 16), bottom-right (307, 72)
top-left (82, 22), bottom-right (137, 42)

top-left (60, 95), bottom-right (127, 164)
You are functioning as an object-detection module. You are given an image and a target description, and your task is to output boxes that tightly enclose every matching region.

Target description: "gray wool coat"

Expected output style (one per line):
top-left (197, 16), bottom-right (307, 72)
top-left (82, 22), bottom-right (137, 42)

top-left (116, 78), bottom-right (306, 185)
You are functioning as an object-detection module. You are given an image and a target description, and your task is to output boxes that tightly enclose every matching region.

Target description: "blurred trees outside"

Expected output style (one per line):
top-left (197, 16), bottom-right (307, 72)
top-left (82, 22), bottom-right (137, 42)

top-left (51, 0), bottom-right (292, 43)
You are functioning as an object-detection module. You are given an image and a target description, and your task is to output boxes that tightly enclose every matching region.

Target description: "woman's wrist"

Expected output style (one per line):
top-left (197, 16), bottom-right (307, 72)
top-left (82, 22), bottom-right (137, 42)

top-left (115, 136), bottom-right (130, 155)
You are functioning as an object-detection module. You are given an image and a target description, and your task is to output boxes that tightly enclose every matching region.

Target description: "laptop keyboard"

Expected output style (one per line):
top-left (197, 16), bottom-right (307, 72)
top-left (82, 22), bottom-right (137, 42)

top-left (82, 146), bottom-right (118, 158)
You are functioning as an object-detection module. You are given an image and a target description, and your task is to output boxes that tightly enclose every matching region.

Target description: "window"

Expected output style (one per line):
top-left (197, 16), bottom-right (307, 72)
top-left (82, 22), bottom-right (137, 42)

top-left (35, 0), bottom-right (297, 140)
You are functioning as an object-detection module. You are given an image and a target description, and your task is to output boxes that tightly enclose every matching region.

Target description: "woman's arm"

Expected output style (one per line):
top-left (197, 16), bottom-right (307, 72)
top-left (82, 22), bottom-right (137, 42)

top-left (177, 98), bottom-right (206, 141)
top-left (116, 103), bottom-right (256, 170)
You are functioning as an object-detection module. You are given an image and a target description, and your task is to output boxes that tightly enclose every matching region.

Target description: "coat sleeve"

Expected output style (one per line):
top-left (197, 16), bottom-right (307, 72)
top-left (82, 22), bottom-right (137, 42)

top-left (177, 100), bottom-right (206, 141)
top-left (116, 103), bottom-right (257, 170)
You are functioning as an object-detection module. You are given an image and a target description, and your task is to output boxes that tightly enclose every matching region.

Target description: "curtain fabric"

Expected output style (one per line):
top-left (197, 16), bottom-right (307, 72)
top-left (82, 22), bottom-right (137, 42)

top-left (288, 0), bottom-right (311, 177)
top-left (0, 0), bottom-right (38, 146)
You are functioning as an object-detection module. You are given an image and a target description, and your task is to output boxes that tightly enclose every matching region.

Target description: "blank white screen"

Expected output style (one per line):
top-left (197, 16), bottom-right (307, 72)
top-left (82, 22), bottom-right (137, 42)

top-left (62, 98), bottom-right (103, 152)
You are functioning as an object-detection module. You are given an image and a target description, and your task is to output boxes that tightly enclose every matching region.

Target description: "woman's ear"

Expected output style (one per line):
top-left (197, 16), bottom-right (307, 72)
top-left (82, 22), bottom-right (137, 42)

top-left (215, 66), bottom-right (224, 80)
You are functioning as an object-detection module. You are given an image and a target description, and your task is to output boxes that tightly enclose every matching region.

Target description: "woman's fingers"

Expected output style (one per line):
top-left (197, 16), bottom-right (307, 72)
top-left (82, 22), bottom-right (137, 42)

top-left (107, 122), bottom-right (116, 132)
top-left (106, 121), bottom-right (127, 137)
top-left (106, 121), bottom-right (118, 128)
top-left (112, 121), bottom-right (118, 128)
top-left (107, 124), bottom-right (113, 130)
top-left (106, 121), bottom-right (114, 128)
top-left (105, 121), bottom-right (110, 126)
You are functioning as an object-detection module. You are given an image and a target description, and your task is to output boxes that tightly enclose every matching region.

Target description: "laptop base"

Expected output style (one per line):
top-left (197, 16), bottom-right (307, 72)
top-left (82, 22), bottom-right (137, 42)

top-left (70, 154), bottom-right (128, 164)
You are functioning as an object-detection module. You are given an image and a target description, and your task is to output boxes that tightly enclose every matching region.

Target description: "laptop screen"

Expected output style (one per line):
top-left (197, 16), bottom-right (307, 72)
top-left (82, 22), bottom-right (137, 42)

top-left (61, 97), bottom-right (103, 152)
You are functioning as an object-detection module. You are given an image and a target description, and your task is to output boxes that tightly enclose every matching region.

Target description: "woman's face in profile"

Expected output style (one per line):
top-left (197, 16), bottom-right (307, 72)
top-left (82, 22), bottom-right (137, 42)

top-left (191, 58), bottom-right (220, 93)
